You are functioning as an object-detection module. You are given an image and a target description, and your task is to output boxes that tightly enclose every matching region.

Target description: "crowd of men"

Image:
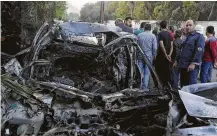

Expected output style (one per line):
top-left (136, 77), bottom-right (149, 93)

top-left (115, 17), bottom-right (217, 89)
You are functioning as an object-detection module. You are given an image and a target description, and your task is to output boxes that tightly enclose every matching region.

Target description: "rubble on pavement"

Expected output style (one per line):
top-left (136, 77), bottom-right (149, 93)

top-left (1, 22), bottom-right (217, 136)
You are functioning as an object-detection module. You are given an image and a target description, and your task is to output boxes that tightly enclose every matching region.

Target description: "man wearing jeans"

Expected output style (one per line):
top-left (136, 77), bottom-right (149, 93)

top-left (137, 24), bottom-right (158, 89)
top-left (200, 26), bottom-right (217, 83)
top-left (179, 20), bottom-right (205, 87)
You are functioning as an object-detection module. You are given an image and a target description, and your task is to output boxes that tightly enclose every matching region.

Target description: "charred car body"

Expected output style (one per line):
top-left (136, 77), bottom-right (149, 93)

top-left (1, 22), bottom-right (217, 136)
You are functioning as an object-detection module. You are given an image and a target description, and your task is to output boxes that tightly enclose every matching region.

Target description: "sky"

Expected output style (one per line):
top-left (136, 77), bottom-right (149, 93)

top-left (67, 0), bottom-right (98, 11)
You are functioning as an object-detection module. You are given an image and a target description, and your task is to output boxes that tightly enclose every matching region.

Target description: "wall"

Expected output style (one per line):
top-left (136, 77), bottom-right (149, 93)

top-left (196, 21), bottom-right (217, 35)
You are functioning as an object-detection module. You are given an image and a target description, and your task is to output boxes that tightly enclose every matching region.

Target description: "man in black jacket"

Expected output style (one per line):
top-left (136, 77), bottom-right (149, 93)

top-left (171, 30), bottom-right (183, 89)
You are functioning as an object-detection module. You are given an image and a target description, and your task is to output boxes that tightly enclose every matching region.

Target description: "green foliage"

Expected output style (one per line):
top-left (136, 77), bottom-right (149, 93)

top-left (153, 2), bottom-right (170, 20)
top-left (104, 2), bottom-right (119, 20)
top-left (80, 2), bottom-right (101, 22)
top-left (79, 1), bottom-right (213, 22)
top-left (153, 5), bottom-right (163, 19)
top-left (170, 7), bottom-right (184, 21)
top-left (115, 2), bottom-right (130, 19)
top-left (67, 12), bottom-right (79, 21)
top-left (54, 1), bottom-right (67, 20)
top-left (80, 3), bottom-right (94, 22)
top-left (133, 2), bottom-right (149, 20)
top-left (182, 1), bottom-right (199, 20)
top-left (19, 1), bottom-right (67, 27)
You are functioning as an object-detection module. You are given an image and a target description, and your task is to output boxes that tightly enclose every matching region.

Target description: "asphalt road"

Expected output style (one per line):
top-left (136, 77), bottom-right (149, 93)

top-left (148, 69), bottom-right (217, 88)
top-left (212, 69), bottom-right (217, 82)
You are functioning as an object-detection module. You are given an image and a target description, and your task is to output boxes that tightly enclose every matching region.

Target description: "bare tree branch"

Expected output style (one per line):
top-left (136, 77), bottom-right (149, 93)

top-left (208, 1), bottom-right (217, 21)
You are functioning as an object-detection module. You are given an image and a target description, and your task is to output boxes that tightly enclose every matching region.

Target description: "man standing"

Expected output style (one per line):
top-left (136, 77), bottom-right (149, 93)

top-left (169, 26), bottom-right (175, 40)
top-left (179, 20), bottom-right (205, 87)
top-left (200, 26), bottom-right (217, 83)
top-left (171, 30), bottom-right (183, 89)
top-left (181, 27), bottom-right (187, 40)
top-left (134, 22), bottom-right (146, 35)
top-left (152, 27), bottom-right (159, 40)
top-left (155, 20), bottom-right (173, 87)
top-left (137, 24), bottom-right (158, 89)
top-left (115, 19), bottom-right (146, 36)
top-left (124, 17), bottom-right (133, 27)
top-left (115, 18), bottom-right (134, 34)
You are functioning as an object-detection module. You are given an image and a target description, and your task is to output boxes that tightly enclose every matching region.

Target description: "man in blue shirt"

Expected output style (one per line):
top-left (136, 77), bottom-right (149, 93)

top-left (179, 20), bottom-right (205, 87)
top-left (137, 24), bottom-right (158, 89)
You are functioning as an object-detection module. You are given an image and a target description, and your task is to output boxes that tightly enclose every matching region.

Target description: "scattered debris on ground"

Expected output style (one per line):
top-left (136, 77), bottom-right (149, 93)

top-left (1, 21), bottom-right (217, 136)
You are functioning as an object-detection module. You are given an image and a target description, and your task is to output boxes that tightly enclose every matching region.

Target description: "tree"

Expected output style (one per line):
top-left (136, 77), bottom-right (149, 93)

top-left (208, 1), bottom-right (217, 21)
top-left (104, 2), bottom-right (119, 20)
top-left (128, 1), bottom-right (135, 17)
top-left (170, 7), bottom-right (184, 21)
top-left (144, 1), bottom-right (160, 20)
top-left (133, 2), bottom-right (149, 20)
top-left (182, 1), bottom-right (199, 20)
top-left (196, 1), bottom-right (213, 21)
top-left (54, 1), bottom-right (67, 20)
top-left (80, 2), bottom-right (101, 22)
top-left (153, 2), bottom-right (170, 20)
top-left (80, 3), bottom-right (94, 22)
top-left (67, 12), bottom-right (79, 21)
top-left (79, 1), bottom-right (216, 22)
top-left (115, 2), bottom-right (130, 19)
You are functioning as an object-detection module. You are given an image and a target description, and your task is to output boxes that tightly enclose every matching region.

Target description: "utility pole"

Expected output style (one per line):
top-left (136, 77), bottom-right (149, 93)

top-left (100, 1), bottom-right (104, 24)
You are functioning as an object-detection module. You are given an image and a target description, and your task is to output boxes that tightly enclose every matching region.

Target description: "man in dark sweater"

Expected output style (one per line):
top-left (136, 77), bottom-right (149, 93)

top-left (124, 17), bottom-right (133, 28)
top-left (179, 20), bottom-right (205, 87)
top-left (171, 30), bottom-right (183, 89)
top-left (169, 26), bottom-right (175, 41)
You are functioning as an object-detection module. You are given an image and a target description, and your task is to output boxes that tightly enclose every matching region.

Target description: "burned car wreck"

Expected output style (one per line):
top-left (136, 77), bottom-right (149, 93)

top-left (1, 22), bottom-right (217, 136)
